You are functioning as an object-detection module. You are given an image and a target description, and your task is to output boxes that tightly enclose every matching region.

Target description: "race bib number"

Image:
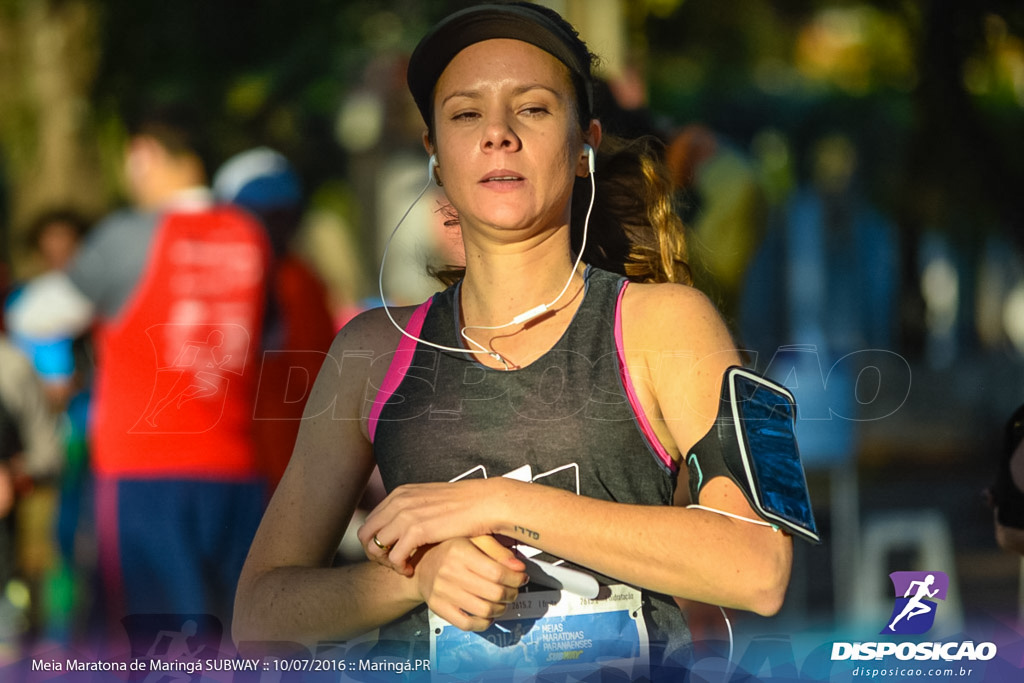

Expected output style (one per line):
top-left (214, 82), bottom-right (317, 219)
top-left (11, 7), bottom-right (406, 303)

top-left (428, 584), bottom-right (649, 681)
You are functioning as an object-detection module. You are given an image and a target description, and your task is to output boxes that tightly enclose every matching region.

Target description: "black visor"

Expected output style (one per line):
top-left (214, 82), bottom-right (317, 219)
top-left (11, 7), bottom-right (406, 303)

top-left (407, 2), bottom-right (594, 127)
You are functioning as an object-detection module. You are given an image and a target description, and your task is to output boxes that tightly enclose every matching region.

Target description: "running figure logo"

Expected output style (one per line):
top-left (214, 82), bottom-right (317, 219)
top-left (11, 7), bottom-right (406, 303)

top-left (881, 571), bottom-right (949, 635)
top-left (131, 324), bottom-right (249, 434)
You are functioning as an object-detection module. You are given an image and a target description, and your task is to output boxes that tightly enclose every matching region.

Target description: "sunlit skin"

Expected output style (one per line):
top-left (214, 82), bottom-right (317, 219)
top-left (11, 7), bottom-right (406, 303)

top-left (232, 34), bottom-right (790, 650)
top-left (358, 40), bottom-right (788, 611)
top-left (429, 39), bottom-right (586, 244)
top-left (124, 135), bottom-right (206, 210)
top-left (426, 39), bottom-right (600, 337)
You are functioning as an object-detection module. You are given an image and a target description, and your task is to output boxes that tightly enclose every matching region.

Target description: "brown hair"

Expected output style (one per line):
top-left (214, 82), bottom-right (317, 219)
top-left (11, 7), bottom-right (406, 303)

top-left (573, 134), bottom-right (691, 285)
top-left (127, 102), bottom-right (213, 172)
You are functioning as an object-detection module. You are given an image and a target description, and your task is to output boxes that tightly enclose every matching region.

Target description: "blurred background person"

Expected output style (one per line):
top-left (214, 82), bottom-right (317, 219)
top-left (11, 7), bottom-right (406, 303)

top-left (0, 332), bottom-right (62, 659)
top-left (4, 208), bottom-right (92, 410)
top-left (212, 147), bottom-right (336, 496)
top-left (739, 132), bottom-right (900, 462)
top-left (2, 208), bottom-right (95, 649)
top-left (666, 123), bottom-right (768, 331)
top-left (9, 103), bottom-right (272, 650)
top-left (213, 148), bottom-right (390, 554)
top-left (989, 402), bottom-right (1024, 555)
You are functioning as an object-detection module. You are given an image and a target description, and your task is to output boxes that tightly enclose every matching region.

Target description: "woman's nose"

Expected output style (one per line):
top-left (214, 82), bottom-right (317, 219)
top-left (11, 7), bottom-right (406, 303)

top-left (480, 115), bottom-right (521, 153)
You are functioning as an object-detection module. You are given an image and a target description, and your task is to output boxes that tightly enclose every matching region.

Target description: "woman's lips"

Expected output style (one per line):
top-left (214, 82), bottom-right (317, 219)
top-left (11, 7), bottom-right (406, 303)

top-left (481, 170), bottom-right (524, 184)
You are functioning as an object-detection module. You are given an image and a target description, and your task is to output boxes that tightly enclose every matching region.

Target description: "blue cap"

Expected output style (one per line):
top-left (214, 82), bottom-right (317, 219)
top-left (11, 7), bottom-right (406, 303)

top-left (213, 147), bottom-right (302, 211)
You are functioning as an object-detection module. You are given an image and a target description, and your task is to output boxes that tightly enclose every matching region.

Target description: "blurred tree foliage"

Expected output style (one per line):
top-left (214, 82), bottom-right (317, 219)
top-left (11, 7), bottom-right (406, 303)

top-left (0, 0), bottom-right (457, 270)
top-left (92, 0), bottom-right (432, 178)
top-left (1, 0), bottom-right (1023, 278)
top-left (0, 0), bottom-right (109, 267)
top-left (641, 0), bottom-right (1024, 250)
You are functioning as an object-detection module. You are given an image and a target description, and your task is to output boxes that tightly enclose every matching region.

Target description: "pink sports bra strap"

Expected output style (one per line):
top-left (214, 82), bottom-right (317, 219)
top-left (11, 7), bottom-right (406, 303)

top-left (368, 299), bottom-right (433, 443)
top-left (614, 283), bottom-right (678, 474)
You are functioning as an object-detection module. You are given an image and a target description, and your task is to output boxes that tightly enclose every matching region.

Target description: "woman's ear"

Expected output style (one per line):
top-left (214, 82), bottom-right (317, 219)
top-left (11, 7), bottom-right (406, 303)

top-left (586, 119), bottom-right (603, 152)
top-left (577, 120), bottom-right (603, 177)
top-left (423, 133), bottom-right (441, 186)
top-left (429, 155), bottom-right (442, 186)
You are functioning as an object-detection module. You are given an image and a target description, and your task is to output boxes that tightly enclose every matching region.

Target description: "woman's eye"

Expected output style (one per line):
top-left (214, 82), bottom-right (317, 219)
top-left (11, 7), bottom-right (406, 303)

top-left (520, 106), bottom-right (549, 116)
top-left (451, 111), bottom-right (479, 121)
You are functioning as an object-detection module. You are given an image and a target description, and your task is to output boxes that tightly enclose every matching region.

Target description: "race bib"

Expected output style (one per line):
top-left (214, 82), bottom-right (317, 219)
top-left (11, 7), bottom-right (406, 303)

top-left (428, 584), bottom-right (649, 681)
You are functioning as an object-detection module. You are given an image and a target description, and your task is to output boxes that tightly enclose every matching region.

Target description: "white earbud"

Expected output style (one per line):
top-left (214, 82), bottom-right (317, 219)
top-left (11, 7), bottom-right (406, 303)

top-left (583, 144), bottom-right (595, 174)
top-left (428, 154), bottom-right (440, 186)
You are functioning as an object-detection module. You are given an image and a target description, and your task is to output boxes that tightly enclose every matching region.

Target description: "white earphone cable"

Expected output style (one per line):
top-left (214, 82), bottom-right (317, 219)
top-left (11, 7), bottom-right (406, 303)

top-left (377, 176), bottom-right (483, 359)
top-left (686, 504), bottom-right (780, 531)
top-left (459, 161), bottom-right (596, 356)
top-left (380, 148), bottom-right (596, 366)
top-left (686, 503), bottom-right (775, 682)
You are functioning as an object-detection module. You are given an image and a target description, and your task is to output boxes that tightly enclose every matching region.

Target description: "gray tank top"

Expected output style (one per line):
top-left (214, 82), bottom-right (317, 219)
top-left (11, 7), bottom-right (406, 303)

top-left (369, 266), bottom-right (691, 668)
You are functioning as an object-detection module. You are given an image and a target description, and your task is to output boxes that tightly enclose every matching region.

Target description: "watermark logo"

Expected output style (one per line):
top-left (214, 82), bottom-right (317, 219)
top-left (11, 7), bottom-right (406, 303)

top-left (832, 568), bottom-right (999, 666)
top-left (131, 324), bottom-right (250, 434)
top-left (881, 571), bottom-right (948, 635)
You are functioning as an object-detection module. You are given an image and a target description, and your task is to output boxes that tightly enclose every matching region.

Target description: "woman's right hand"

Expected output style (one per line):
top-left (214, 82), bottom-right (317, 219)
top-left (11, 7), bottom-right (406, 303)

top-left (410, 535), bottom-right (527, 632)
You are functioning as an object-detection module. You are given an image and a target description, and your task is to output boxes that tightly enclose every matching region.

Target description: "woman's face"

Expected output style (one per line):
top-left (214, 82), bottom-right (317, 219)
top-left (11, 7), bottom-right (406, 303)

top-left (428, 39), bottom-right (588, 244)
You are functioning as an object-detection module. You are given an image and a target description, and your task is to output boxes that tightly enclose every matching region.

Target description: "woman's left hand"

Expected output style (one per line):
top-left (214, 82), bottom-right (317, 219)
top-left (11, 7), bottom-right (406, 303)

top-left (358, 478), bottom-right (512, 575)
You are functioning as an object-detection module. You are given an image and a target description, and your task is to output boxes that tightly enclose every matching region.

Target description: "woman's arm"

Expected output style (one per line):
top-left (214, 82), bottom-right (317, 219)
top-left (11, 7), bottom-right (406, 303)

top-left (360, 284), bottom-right (792, 616)
top-left (233, 312), bottom-right (407, 645)
top-left (361, 476), bottom-right (788, 616)
top-left (233, 309), bottom-right (527, 646)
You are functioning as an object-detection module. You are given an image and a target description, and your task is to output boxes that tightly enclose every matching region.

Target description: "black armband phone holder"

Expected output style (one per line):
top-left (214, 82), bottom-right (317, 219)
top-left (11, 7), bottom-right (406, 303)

top-left (686, 366), bottom-right (821, 544)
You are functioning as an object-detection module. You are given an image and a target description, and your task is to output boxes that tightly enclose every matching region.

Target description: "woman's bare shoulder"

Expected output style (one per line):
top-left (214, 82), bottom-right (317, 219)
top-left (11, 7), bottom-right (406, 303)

top-left (621, 281), bottom-right (737, 359)
top-left (288, 302), bottom-right (432, 455)
top-left (330, 303), bottom-right (423, 356)
top-left (619, 283), bottom-right (740, 449)
top-left (309, 303), bottom-right (429, 416)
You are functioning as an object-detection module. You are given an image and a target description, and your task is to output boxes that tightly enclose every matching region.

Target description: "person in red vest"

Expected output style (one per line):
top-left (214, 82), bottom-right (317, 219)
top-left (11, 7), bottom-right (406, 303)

top-left (10, 104), bottom-right (272, 646)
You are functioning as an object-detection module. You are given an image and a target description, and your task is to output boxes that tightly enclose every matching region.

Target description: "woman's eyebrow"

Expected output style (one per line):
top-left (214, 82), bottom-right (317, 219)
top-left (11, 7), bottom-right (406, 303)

top-left (511, 83), bottom-right (564, 99)
top-left (440, 83), bottom-right (565, 108)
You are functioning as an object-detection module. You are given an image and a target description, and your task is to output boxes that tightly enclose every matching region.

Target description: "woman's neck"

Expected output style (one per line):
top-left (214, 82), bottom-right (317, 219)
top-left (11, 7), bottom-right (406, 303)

top-left (455, 230), bottom-right (586, 370)
top-left (459, 232), bottom-right (581, 326)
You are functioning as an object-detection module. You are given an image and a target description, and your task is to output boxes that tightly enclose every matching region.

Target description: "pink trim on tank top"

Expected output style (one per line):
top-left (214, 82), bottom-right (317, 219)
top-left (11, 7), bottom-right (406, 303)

top-left (368, 299), bottom-right (432, 443)
top-left (614, 283), bottom-right (678, 473)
